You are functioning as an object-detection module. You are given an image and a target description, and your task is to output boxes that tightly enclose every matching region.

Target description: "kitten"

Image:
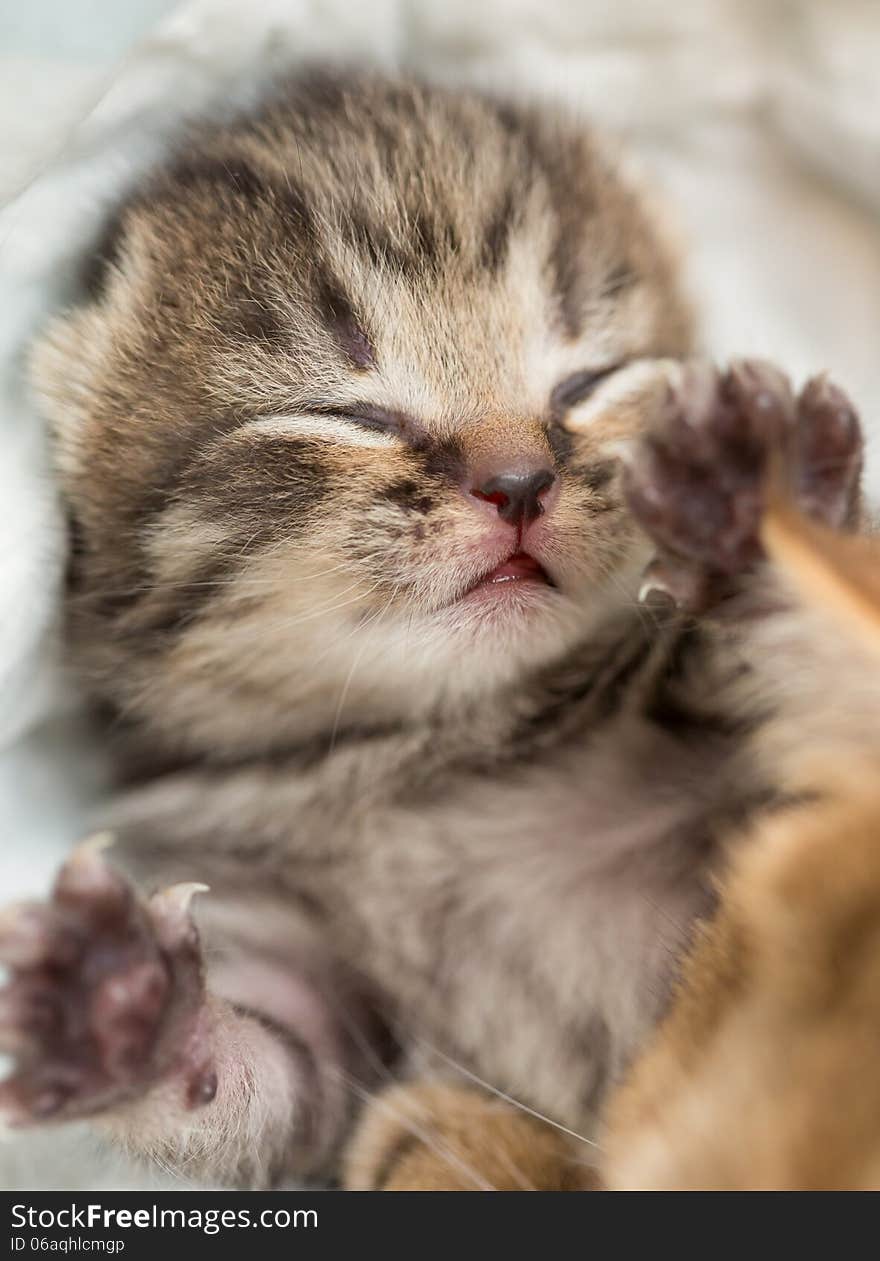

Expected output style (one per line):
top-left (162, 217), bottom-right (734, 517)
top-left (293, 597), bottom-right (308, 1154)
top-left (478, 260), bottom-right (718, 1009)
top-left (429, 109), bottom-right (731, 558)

top-left (0, 69), bottom-right (864, 1187)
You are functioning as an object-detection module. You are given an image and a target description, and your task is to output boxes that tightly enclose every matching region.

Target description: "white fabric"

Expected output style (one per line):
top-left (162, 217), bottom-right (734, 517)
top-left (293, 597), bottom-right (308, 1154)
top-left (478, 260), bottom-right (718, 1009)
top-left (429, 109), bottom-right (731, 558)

top-left (1, 0), bottom-right (879, 1189)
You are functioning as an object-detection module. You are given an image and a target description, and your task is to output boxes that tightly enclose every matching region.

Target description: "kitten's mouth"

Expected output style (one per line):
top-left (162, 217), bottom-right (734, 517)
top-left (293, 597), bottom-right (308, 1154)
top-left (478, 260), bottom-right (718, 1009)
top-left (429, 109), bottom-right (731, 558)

top-left (462, 551), bottom-right (555, 601)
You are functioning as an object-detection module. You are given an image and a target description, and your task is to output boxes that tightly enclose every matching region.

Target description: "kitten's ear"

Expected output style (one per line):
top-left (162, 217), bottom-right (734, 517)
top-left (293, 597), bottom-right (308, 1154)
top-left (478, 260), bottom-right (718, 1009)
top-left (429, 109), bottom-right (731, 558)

top-left (29, 306), bottom-right (109, 479)
top-left (762, 499), bottom-right (880, 661)
top-left (31, 209), bottom-right (154, 482)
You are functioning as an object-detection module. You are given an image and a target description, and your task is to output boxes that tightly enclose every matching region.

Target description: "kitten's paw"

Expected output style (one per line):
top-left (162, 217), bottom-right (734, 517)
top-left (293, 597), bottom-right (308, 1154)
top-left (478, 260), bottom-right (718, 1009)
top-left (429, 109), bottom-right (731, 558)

top-left (0, 836), bottom-right (211, 1124)
top-left (624, 360), bottom-right (862, 607)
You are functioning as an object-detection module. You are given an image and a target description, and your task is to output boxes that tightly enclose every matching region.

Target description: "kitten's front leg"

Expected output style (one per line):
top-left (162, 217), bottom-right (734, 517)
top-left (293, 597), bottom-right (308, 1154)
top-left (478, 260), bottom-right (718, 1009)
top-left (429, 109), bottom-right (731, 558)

top-left (0, 838), bottom-right (377, 1186)
top-left (623, 360), bottom-right (863, 609)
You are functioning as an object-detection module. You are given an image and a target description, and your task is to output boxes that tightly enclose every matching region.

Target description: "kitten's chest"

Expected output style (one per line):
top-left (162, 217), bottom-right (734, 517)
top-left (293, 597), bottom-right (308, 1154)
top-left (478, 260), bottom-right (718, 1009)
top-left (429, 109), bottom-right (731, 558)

top-left (480, 740), bottom-right (722, 1002)
top-left (393, 723), bottom-right (735, 1120)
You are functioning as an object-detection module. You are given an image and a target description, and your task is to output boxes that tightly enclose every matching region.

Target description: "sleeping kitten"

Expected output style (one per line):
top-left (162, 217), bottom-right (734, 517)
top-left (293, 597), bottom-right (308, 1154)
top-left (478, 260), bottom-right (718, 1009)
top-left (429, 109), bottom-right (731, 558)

top-left (0, 70), bottom-right (864, 1187)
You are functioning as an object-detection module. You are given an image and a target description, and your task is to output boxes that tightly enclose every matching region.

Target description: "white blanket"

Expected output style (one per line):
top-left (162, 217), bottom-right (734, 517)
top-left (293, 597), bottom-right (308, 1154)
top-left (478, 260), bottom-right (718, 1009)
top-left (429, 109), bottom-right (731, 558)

top-left (1, 0), bottom-right (879, 1189)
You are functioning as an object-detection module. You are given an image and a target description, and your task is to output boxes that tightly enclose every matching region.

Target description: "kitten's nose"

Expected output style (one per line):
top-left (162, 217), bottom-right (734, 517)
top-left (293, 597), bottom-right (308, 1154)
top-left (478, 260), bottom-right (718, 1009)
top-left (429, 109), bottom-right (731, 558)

top-left (471, 469), bottom-right (556, 526)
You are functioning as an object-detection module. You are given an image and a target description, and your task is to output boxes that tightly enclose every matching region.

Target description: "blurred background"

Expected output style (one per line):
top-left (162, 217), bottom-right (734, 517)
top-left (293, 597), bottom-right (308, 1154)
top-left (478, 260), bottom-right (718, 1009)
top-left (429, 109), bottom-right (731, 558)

top-left (0, 0), bottom-right (879, 1188)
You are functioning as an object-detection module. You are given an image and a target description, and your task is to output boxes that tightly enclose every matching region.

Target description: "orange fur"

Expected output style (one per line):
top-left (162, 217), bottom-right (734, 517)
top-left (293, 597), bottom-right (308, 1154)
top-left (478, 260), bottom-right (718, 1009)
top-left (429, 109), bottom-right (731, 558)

top-left (343, 1084), bottom-right (591, 1191)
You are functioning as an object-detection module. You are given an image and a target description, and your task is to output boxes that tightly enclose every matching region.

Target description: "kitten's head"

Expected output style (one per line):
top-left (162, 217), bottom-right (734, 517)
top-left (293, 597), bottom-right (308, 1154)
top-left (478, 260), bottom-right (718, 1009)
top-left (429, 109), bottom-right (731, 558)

top-left (34, 72), bottom-right (693, 758)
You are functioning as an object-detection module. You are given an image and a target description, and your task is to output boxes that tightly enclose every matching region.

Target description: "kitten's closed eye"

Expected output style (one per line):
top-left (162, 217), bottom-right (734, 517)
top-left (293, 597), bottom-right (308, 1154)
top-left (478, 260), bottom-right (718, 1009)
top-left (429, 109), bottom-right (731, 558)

top-left (311, 402), bottom-right (423, 444)
top-left (549, 365), bottom-right (623, 420)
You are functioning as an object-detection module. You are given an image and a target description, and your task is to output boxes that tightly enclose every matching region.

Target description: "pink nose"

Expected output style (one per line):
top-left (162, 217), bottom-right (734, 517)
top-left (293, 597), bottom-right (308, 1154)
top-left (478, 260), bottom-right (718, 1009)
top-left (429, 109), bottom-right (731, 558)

top-left (470, 469), bottom-right (555, 526)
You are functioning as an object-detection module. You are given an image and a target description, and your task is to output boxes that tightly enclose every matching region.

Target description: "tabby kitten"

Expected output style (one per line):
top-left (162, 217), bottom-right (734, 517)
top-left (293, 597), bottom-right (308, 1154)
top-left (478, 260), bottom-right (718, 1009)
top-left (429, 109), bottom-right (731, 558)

top-left (0, 70), bottom-right (863, 1188)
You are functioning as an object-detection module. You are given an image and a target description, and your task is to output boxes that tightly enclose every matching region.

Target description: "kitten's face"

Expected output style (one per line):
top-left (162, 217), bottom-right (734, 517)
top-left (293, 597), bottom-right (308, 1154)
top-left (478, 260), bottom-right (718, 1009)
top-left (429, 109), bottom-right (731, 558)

top-left (34, 74), bottom-right (693, 757)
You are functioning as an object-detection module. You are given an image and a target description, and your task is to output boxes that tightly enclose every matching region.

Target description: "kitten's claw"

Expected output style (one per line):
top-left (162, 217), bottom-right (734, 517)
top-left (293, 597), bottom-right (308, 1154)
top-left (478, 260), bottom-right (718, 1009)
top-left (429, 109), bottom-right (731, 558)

top-left (625, 359), bottom-right (863, 609)
top-left (150, 882), bottom-right (209, 949)
top-left (0, 851), bottom-right (210, 1126)
top-left (638, 558), bottom-right (713, 612)
top-left (70, 830), bottom-right (116, 857)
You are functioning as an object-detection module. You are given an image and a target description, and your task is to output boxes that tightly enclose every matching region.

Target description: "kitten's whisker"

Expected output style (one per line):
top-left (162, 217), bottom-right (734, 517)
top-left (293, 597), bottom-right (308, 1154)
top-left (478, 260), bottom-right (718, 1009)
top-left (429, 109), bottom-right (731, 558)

top-left (335, 1069), bottom-right (499, 1192)
top-left (237, 582), bottom-right (382, 638)
top-left (407, 1032), bottom-right (603, 1151)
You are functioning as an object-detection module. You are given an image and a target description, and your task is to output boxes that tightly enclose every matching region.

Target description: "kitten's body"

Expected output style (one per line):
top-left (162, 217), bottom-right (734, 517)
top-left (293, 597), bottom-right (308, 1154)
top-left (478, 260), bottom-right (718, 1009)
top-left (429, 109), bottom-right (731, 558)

top-left (2, 72), bottom-right (862, 1186)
